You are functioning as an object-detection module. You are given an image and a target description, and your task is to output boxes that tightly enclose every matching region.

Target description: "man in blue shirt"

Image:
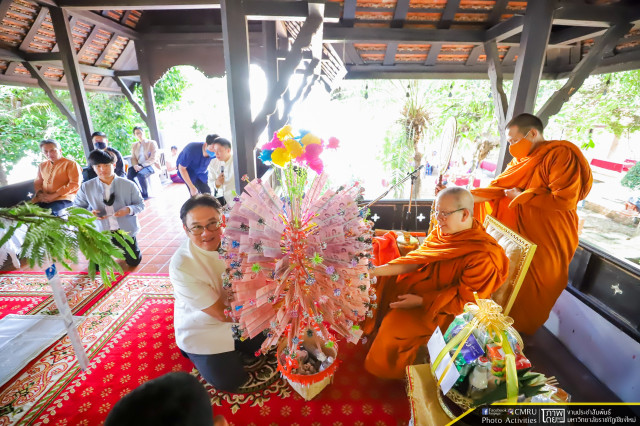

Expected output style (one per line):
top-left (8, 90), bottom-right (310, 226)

top-left (177, 134), bottom-right (220, 197)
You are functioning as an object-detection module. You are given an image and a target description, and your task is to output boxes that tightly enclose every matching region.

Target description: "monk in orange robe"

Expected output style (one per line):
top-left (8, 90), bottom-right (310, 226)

top-left (469, 113), bottom-right (593, 335)
top-left (364, 187), bottom-right (509, 379)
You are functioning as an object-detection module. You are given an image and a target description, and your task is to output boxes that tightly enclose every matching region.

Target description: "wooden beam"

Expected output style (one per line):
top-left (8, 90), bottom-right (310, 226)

top-left (465, 44), bottom-right (483, 66)
top-left (0, 73), bottom-right (121, 92)
top-left (308, 0), bottom-right (324, 75)
top-left (485, 16), bottom-right (524, 42)
top-left (502, 46), bottom-right (518, 64)
top-left (120, 10), bottom-right (133, 24)
top-left (383, 42), bottom-right (398, 66)
top-left (549, 26), bottom-right (607, 45)
top-left (391, 0), bottom-right (410, 29)
top-left (114, 69), bottom-right (140, 77)
top-left (50, 6), bottom-right (94, 156)
top-left (66, 10), bottom-right (139, 39)
top-left (487, 0), bottom-right (509, 26)
top-left (484, 39), bottom-right (508, 172)
top-left (113, 75), bottom-right (148, 122)
top-left (538, 21), bottom-right (633, 125)
top-left (221, 0), bottom-right (254, 190)
top-left (343, 0), bottom-right (356, 26)
top-left (245, 1), bottom-right (340, 23)
top-left (501, 0), bottom-right (555, 172)
top-left (425, 42), bottom-right (442, 66)
top-left (58, 0), bottom-right (221, 10)
top-left (19, 7), bottom-right (49, 51)
top-left (23, 61), bottom-right (78, 129)
top-left (323, 27), bottom-right (484, 44)
top-left (0, 0), bottom-right (12, 22)
top-left (554, 5), bottom-right (639, 27)
top-left (438, 0), bottom-right (460, 30)
top-left (4, 61), bottom-right (19, 75)
top-left (134, 42), bottom-right (162, 147)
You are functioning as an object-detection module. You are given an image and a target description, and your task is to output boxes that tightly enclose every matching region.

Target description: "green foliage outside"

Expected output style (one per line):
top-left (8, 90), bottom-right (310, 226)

top-left (0, 203), bottom-right (135, 285)
top-left (0, 67), bottom-right (189, 186)
top-left (621, 162), bottom-right (640, 190)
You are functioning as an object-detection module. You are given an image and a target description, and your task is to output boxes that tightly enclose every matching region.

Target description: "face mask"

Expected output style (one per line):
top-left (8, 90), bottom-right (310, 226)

top-left (94, 142), bottom-right (107, 150)
top-left (508, 131), bottom-right (533, 160)
top-left (206, 149), bottom-right (216, 158)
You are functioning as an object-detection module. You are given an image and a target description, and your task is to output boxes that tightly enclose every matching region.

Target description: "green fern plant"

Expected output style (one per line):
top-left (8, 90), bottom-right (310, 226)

top-left (0, 203), bottom-right (135, 286)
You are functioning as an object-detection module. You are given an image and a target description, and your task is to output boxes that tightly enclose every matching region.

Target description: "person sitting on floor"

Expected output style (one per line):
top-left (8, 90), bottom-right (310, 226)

top-left (364, 187), bottom-right (509, 379)
top-left (167, 145), bottom-right (185, 184)
top-left (32, 139), bottom-right (83, 216)
top-left (74, 149), bottom-right (144, 268)
top-left (83, 131), bottom-right (125, 181)
top-left (177, 134), bottom-right (220, 197)
top-left (128, 126), bottom-right (159, 200)
top-left (104, 372), bottom-right (228, 426)
top-left (170, 195), bottom-right (266, 393)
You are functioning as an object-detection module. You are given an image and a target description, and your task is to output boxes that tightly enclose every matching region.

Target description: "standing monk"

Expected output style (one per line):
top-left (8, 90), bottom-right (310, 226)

top-left (364, 187), bottom-right (509, 379)
top-left (469, 113), bottom-right (592, 334)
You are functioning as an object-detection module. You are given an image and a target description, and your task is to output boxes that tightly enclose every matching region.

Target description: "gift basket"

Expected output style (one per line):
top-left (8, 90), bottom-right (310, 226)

top-left (431, 296), bottom-right (570, 417)
top-left (221, 126), bottom-right (376, 400)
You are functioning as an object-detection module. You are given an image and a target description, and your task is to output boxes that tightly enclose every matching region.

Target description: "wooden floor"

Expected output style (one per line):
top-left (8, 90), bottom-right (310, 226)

top-left (9, 182), bottom-right (190, 275)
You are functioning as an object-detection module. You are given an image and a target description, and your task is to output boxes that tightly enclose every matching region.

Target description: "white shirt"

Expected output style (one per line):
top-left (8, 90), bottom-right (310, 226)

top-left (169, 239), bottom-right (234, 355)
top-left (101, 181), bottom-right (120, 231)
top-left (207, 154), bottom-right (236, 207)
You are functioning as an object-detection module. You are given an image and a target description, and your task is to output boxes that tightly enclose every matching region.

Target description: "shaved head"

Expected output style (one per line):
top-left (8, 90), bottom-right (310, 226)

top-left (434, 187), bottom-right (475, 234)
top-left (437, 187), bottom-right (474, 215)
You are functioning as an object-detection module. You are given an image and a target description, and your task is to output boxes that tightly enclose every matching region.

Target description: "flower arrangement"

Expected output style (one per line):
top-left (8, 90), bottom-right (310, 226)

top-left (220, 126), bottom-right (375, 398)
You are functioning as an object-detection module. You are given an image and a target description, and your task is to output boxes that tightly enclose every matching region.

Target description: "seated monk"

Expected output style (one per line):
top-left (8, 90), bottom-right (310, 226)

top-left (364, 187), bottom-right (509, 379)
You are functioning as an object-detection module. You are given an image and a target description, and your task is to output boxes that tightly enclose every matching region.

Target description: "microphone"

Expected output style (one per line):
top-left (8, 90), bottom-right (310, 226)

top-left (220, 165), bottom-right (224, 174)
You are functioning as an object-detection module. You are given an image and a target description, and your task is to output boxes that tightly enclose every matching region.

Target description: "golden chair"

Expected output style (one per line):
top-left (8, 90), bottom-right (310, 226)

top-left (482, 215), bottom-right (537, 316)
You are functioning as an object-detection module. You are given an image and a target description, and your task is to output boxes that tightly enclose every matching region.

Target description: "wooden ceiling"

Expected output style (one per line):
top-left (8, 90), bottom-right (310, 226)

top-left (0, 0), bottom-right (639, 94)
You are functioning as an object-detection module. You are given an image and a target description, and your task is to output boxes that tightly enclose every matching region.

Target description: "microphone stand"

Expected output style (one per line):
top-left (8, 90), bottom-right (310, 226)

top-left (360, 165), bottom-right (424, 210)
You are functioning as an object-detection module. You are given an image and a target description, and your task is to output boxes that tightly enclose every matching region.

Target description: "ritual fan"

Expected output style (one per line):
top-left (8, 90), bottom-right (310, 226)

top-left (429, 117), bottom-right (458, 233)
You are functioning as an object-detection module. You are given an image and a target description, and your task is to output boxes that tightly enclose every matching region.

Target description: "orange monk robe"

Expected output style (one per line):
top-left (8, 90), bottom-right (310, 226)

top-left (471, 140), bottom-right (593, 335)
top-left (364, 220), bottom-right (509, 379)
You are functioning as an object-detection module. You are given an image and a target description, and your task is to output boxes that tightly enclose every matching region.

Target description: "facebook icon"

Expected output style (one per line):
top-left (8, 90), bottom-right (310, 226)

top-left (482, 408), bottom-right (489, 415)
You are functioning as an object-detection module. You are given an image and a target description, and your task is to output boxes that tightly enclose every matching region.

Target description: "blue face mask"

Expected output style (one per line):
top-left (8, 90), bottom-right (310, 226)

top-left (94, 142), bottom-right (107, 150)
top-left (206, 149), bottom-right (216, 158)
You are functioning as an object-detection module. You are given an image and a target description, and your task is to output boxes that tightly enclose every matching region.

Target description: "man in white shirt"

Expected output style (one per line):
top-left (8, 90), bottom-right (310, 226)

top-left (169, 195), bottom-right (265, 392)
top-left (206, 138), bottom-right (236, 207)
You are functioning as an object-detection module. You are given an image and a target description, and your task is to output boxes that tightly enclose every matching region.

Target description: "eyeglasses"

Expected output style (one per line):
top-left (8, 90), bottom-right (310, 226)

top-left (187, 221), bottom-right (222, 235)
top-left (434, 208), bottom-right (465, 219)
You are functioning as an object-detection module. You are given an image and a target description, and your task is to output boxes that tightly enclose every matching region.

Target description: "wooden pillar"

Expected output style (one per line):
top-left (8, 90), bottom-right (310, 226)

top-left (496, 0), bottom-right (554, 172)
top-left (221, 0), bottom-right (254, 191)
top-left (49, 6), bottom-right (93, 156)
top-left (262, 21), bottom-right (279, 137)
top-left (134, 42), bottom-right (163, 148)
top-left (484, 40), bottom-right (509, 174)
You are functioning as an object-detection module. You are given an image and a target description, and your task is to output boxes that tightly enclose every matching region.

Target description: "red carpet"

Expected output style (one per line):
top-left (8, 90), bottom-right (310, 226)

top-left (0, 274), bottom-right (410, 426)
top-left (0, 271), bottom-right (122, 319)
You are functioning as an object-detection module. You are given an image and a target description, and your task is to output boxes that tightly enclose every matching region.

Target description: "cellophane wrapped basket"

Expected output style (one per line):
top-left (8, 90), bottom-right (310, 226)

top-left (431, 297), bottom-right (570, 415)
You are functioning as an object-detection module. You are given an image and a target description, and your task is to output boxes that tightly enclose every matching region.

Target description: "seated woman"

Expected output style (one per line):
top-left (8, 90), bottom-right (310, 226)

top-left (128, 126), bottom-right (158, 200)
top-left (74, 149), bottom-right (145, 267)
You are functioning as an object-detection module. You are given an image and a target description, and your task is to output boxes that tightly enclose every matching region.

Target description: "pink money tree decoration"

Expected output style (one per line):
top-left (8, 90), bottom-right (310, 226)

top-left (220, 126), bottom-right (375, 378)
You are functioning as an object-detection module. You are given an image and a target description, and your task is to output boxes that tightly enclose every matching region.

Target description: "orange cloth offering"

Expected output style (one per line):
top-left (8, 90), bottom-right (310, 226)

top-left (364, 219), bottom-right (509, 379)
top-left (471, 140), bottom-right (592, 334)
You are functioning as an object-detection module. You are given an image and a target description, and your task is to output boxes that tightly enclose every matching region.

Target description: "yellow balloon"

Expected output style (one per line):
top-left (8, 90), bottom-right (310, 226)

top-left (301, 133), bottom-right (321, 146)
top-left (277, 125), bottom-right (294, 141)
top-left (271, 147), bottom-right (291, 167)
top-left (284, 139), bottom-right (304, 158)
